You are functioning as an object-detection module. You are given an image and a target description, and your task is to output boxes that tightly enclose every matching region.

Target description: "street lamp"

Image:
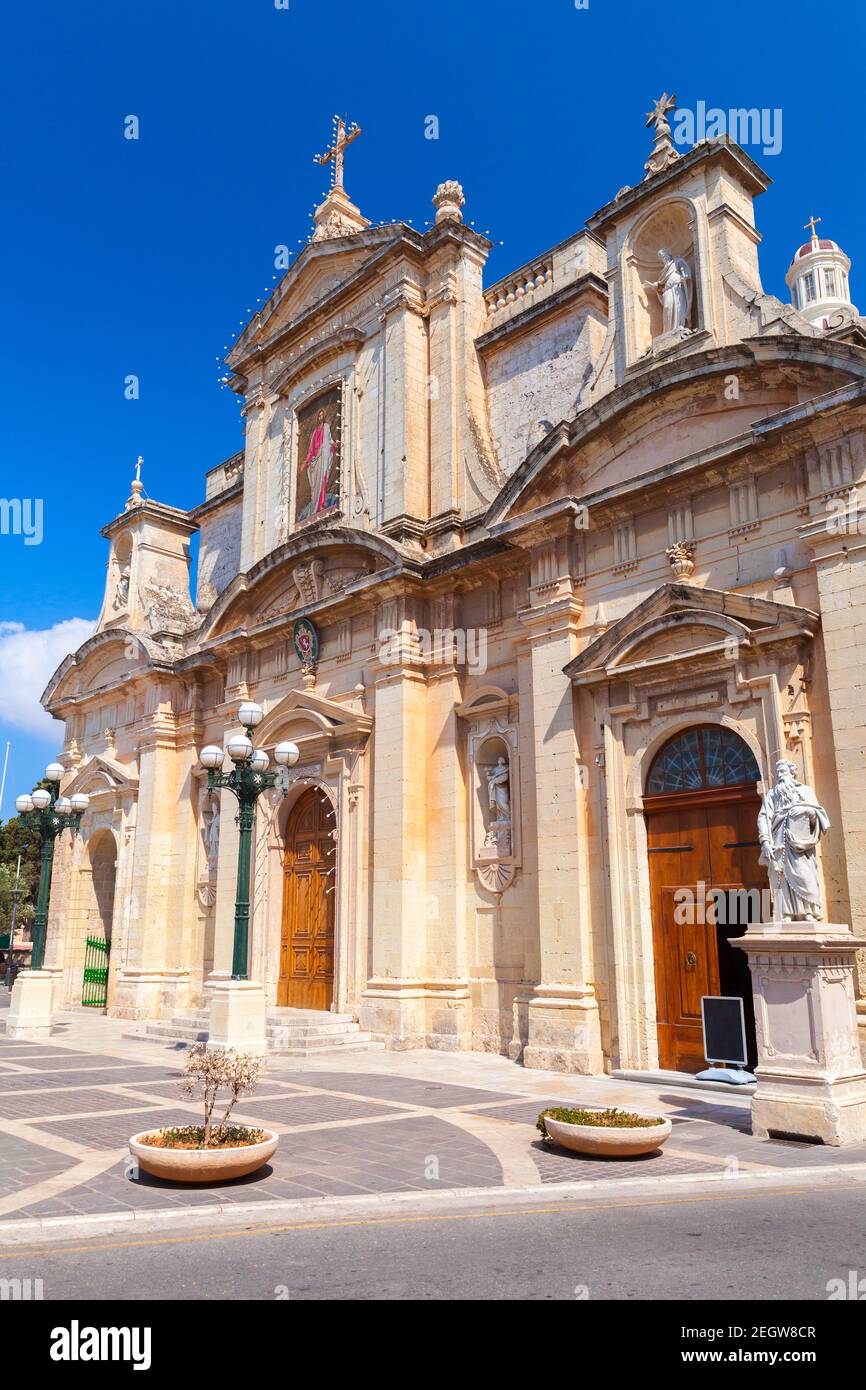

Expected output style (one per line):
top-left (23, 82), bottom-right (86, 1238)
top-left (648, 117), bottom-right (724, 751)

top-left (200, 704), bottom-right (299, 981)
top-left (14, 763), bottom-right (89, 971)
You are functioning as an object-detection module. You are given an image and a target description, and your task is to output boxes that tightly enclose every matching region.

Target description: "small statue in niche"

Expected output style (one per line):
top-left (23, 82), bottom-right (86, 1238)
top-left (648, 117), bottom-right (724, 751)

top-left (652, 248), bottom-right (693, 336)
top-left (201, 795), bottom-right (221, 873)
top-left (757, 759), bottom-right (830, 921)
top-left (483, 756), bottom-right (512, 857)
top-left (113, 563), bottom-right (131, 610)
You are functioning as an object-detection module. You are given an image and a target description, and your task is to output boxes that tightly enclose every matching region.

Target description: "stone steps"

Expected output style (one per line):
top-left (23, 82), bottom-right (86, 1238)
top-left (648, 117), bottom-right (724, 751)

top-left (126, 1004), bottom-right (384, 1055)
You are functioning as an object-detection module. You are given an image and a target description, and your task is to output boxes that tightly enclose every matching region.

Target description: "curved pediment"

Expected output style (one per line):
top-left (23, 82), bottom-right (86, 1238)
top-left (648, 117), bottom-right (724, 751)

top-left (42, 629), bottom-right (161, 709)
top-left (606, 611), bottom-right (752, 674)
top-left (485, 338), bottom-right (866, 528)
top-left (200, 526), bottom-right (412, 641)
top-left (564, 583), bottom-right (818, 686)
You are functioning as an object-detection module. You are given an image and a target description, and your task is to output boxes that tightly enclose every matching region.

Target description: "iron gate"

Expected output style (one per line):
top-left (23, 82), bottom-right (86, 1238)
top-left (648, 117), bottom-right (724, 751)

top-left (81, 935), bottom-right (110, 1008)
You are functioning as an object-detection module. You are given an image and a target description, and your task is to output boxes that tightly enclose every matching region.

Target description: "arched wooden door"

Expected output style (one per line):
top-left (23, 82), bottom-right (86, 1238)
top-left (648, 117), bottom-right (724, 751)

top-left (644, 726), bottom-right (763, 1073)
top-left (278, 788), bottom-right (336, 1010)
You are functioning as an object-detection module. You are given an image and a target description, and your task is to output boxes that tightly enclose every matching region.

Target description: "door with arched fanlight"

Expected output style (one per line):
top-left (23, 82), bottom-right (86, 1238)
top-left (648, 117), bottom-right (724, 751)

top-left (644, 725), bottom-right (763, 1073)
top-left (279, 788), bottom-right (336, 1010)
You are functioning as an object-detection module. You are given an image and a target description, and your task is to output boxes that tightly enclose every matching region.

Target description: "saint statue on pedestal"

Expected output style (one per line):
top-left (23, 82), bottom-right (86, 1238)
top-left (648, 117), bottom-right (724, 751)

top-left (757, 759), bottom-right (830, 921)
top-left (653, 248), bottom-right (693, 335)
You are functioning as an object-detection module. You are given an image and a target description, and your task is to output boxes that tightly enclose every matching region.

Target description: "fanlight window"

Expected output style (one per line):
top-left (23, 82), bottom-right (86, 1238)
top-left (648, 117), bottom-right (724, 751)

top-left (646, 726), bottom-right (760, 795)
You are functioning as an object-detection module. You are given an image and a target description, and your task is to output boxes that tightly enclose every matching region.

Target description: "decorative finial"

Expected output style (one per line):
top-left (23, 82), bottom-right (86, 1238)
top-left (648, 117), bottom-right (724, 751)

top-left (804, 213), bottom-right (822, 244)
top-left (127, 454), bottom-right (144, 509)
top-left (432, 180), bottom-right (465, 224)
top-left (644, 91), bottom-right (680, 178)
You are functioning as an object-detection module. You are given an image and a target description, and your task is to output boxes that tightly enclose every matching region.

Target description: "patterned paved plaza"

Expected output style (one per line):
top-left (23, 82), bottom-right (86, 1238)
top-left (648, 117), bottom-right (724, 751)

top-left (2, 1019), bottom-right (866, 1232)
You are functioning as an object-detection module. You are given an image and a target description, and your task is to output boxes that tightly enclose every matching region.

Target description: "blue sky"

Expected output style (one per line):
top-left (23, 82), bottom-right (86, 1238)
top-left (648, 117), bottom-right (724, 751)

top-left (1, 0), bottom-right (863, 807)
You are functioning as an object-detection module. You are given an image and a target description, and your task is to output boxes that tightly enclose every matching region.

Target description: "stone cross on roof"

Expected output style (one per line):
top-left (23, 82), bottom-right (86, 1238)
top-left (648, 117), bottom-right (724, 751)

top-left (314, 116), bottom-right (362, 194)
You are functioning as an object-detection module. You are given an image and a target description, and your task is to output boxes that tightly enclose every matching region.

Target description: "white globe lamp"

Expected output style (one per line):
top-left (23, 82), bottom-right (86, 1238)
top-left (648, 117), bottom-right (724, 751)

top-left (274, 741), bottom-right (300, 767)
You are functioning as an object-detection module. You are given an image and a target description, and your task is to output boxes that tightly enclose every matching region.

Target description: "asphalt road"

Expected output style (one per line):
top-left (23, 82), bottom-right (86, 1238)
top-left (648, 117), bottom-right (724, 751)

top-left (4, 1181), bottom-right (866, 1301)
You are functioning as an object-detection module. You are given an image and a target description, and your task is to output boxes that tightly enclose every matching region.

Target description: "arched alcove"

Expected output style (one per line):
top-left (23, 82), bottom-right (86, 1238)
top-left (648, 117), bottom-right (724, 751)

top-left (630, 201), bottom-right (697, 355)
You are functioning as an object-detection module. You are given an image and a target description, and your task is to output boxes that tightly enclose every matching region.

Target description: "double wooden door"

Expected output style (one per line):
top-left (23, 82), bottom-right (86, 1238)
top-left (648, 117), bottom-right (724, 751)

top-left (646, 789), bottom-right (761, 1073)
top-left (279, 789), bottom-right (335, 1010)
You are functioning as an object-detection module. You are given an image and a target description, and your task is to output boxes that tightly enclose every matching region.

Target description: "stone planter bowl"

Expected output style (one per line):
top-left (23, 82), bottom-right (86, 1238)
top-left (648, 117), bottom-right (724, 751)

top-left (542, 1114), bottom-right (672, 1158)
top-left (129, 1128), bottom-right (279, 1183)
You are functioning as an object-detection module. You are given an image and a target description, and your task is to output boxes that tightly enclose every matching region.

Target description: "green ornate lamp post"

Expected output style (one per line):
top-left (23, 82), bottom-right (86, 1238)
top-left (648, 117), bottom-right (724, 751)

top-left (199, 703), bottom-right (299, 980)
top-left (15, 763), bottom-right (89, 971)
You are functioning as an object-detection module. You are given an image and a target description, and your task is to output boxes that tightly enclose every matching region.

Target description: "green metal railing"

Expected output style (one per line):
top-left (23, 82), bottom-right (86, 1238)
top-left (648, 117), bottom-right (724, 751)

top-left (81, 936), bottom-right (110, 1008)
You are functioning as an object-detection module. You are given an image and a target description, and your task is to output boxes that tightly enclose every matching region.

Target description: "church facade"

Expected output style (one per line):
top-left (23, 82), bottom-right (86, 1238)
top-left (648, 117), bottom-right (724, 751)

top-left (39, 105), bottom-right (866, 1073)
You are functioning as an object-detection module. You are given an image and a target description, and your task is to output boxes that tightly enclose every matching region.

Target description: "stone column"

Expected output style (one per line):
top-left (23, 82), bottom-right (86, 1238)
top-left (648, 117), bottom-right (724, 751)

top-left (111, 691), bottom-right (190, 1018)
top-left (359, 642), bottom-right (430, 1046)
top-left (516, 527), bottom-right (603, 1073)
top-left (733, 919), bottom-right (866, 1145)
top-left (423, 639), bottom-right (471, 1049)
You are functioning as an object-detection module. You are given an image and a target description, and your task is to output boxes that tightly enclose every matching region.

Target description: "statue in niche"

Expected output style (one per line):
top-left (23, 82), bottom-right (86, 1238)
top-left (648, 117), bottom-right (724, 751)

top-left (113, 563), bottom-right (131, 610)
top-left (482, 756), bottom-right (512, 856)
top-left (652, 248), bottom-right (693, 336)
top-left (201, 795), bottom-right (221, 873)
top-left (757, 760), bottom-right (830, 921)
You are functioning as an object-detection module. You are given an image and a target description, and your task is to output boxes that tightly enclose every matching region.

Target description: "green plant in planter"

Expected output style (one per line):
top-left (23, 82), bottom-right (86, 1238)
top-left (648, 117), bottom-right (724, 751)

top-left (537, 1106), bottom-right (663, 1138)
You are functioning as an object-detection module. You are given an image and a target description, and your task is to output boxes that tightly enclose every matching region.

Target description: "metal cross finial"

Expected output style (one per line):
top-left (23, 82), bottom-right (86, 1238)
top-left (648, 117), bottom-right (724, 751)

top-left (135, 455), bottom-right (143, 482)
top-left (646, 92), bottom-right (677, 136)
top-left (313, 115), bottom-right (362, 192)
top-left (804, 213), bottom-right (822, 241)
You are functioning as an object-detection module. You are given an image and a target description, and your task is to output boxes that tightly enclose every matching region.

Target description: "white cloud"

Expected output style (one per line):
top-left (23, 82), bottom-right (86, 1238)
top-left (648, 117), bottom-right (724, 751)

top-left (0, 619), bottom-right (95, 739)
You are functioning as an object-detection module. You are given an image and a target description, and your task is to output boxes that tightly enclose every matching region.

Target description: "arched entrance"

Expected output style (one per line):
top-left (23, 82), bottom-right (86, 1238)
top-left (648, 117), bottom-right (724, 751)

top-left (89, 832), bottom-right (117, 945)
top-left (644, 725), bottom-right (762, 1073)
top-left (80, 830), bottom-right (116, 1009)
top-left (278, 787), bottom-right (336, 1010)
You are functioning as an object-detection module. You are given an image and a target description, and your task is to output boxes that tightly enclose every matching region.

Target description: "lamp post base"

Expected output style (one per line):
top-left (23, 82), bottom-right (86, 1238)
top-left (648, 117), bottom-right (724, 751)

top-left (6, 969), bottom-right (55, 1038)
top-left (207, 979), bottom-right (268, 1056)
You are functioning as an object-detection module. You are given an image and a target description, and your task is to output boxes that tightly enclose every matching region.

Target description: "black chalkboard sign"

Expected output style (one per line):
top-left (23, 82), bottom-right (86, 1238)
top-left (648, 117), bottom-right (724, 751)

top-left (701, 996), bottom-right (748, 1066)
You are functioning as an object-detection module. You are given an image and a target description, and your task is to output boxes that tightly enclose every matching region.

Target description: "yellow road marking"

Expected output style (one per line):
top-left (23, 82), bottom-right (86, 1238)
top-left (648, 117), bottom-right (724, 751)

top-left (2, 1179), bottom-right (863, 1261)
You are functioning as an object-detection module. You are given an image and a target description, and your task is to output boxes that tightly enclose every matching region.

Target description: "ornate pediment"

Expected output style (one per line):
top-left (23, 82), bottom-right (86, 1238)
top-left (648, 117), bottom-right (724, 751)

top-left (200, 527), bottom-right (409, 642)
top-left (42, 629), bottom-right (161, 710)
top-left (228, 227), bottom-right (404, 380)
top-left (63, 755), bottom-right (139, 800)
top-left (564, 583), bottom-right (819, 685)
top-left (256, 687), bottom-right (372, 759)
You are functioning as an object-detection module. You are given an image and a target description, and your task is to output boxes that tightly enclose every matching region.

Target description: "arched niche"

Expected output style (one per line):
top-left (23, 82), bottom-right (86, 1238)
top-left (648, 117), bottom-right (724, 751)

top-left (628, 200), bottom-right (698, 358)
top-left (464, 715), bottom-right (521, 896)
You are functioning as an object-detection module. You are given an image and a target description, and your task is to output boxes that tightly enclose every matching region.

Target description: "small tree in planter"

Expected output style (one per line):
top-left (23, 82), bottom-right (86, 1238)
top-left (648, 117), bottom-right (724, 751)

top-left (181, 1045), bottom-right (266, 1147)
top-left (128, 1046), bottom-right (277, 1184)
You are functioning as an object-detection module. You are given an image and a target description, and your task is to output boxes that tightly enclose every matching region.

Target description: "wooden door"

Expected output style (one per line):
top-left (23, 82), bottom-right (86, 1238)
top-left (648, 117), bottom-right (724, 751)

top-left (646, 789), bottom-right (762, 1072)
top-left (279, 789), bottom-right (336, 1010)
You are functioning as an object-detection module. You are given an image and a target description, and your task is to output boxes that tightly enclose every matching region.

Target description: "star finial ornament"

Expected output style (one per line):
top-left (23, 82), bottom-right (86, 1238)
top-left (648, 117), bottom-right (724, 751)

top-left (644, 91), bottom-right (680, 178)
top-left (646, 92), bottom-right (677, 136)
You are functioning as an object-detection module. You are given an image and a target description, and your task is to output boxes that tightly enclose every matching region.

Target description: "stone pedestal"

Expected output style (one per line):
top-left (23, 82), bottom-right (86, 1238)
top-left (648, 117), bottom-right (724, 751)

top-left (523, 984), bottom-right (605, 1075)
top-left (732, 920), bottom-right (866, 1146)
top-left (207, 979), bottom-right (268, 1056)
top-left (6, 970), bottom-right (55, 1038)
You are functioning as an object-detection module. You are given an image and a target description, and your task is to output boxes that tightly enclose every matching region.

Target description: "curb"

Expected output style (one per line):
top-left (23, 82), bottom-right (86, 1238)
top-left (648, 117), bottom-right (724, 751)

top-left (1, 1159), bottom-right (865, 1248)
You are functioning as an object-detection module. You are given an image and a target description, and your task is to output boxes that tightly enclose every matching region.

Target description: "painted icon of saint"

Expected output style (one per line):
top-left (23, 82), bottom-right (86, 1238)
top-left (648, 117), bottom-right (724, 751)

top-left (299, 408), bottom-right (337, 520)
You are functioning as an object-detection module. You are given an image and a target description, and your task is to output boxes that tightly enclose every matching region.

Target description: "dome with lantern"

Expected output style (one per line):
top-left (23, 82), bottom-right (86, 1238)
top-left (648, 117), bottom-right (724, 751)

top-left (786, 216), bottom-right (859, 330)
